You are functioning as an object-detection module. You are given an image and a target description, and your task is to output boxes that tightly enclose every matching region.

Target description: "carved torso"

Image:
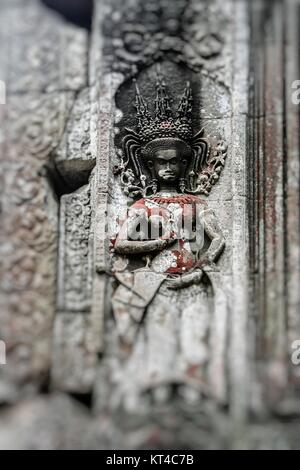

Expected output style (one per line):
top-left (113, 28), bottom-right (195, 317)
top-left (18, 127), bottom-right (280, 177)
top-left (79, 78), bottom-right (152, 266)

top-left (121, 194), bottom-right (207, 274)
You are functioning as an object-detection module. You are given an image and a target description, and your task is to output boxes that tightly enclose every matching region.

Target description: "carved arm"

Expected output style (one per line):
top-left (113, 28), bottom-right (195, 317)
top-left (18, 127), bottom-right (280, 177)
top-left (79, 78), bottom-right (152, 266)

top-left (114, 211), bottom-right (175, 255)
top-left (168, 207), bottom-right (225, 289)
top-left (115, 237), bottom-right (170, 255)
top-left (201, 207), bottom-right (225, 267)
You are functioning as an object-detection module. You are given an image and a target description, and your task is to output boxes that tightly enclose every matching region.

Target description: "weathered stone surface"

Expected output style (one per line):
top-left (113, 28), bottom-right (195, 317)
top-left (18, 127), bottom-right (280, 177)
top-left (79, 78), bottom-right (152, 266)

top-left (0, 0), bottom-right (88, 93)
top-left (0, 0), bottom-right (88, 401)
top-left (51, 314), bottom-right (98, 392)
top-left (0, 0), bottom-right (299, 451)
top-left (55, 88), bottom-right (96, 189)
top-left (57, 184), bottom-right (93, 312)
top-left (88, 1), bottom-right (251, 448)
top-left (0, 394), bottom-right (93, 450)
top-left (247, 0), bottom-right (300, 418)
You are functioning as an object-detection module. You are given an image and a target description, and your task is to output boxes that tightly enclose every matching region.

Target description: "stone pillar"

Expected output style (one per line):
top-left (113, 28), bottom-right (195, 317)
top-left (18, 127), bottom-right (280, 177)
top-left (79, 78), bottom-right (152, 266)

top-left (248, 0), bottom-right (300, 428)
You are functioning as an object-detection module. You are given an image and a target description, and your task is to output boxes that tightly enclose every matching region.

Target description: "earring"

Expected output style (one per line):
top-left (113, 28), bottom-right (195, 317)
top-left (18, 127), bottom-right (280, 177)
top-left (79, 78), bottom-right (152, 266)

top-left (179, 178), bottom-right (186, 193)
top-left (188, 170), bottom-right (196, 191)
top-left (151, 179), bottom-right (158, 194)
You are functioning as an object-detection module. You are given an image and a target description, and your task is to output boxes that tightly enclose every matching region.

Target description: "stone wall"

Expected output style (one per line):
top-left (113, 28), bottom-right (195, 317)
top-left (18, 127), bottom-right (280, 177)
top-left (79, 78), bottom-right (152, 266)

top-left (0, 0), bottom-right (299, 450)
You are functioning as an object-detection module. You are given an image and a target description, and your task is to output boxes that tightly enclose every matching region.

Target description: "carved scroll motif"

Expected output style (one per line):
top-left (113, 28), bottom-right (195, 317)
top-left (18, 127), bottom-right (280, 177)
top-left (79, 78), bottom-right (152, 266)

top-left (103, 0), bottom-right (229, 87)
top-left (58, 186), bottom-right (92, 312)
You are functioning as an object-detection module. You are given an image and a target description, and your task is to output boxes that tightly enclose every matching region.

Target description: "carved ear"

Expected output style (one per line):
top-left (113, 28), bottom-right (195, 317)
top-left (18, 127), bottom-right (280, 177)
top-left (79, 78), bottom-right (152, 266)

top-left (146, 159), bottom-right (154, 168)
top-left (145, 159), bottom-right (156, 182)
top-left (181, 158), bottom-right (188, 167)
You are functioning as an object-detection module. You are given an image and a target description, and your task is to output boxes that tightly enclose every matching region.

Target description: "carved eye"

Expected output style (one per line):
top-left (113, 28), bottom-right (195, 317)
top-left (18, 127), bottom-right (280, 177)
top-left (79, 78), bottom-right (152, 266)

top-left (147, 160), bottom-right (154, 168)
top-left (181, 159), bottom-right (187, 166)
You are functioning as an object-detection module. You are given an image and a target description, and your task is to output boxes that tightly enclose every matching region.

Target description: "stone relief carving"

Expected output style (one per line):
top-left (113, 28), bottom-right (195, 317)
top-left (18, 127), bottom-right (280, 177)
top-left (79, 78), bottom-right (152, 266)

top-left (103, 0), bottom-right (230, 87)
top-left (115, 85), bottom-right (227, 198)
top-left (1, 0), bottom-right (299, 451)
top-left (6, 93), bottom-right (73, 164)
top-left (57, 186), bottom-right (92, 312)
top-left (0, 84), bottom-right (76, 393)
top-left (0, 158), bottom-right (58, 389)
top-left (0, 0), bottom-right (91, 404)
top-left (109, 68), bottom-right (227, 400)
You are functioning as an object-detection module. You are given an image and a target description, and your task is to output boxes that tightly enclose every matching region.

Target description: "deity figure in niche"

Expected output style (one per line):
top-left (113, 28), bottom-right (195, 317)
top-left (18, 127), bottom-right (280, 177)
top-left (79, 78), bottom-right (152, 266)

top-left (111, 69), bottom-right (227, 400)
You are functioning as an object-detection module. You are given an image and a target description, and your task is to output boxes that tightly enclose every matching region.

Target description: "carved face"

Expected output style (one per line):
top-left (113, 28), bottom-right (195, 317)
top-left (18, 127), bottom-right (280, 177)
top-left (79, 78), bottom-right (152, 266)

top-left (148, 148), bottom-right (185, 183)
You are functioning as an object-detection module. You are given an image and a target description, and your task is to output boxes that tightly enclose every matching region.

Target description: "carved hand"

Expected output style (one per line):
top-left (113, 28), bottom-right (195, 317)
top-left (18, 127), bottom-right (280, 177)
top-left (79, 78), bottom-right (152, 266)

top-left (167, 270), bottom-right (203, 290)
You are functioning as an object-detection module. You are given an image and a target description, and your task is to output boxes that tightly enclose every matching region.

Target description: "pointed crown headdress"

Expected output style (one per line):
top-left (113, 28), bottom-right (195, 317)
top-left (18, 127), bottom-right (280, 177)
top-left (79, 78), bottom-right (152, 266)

top-left (134, 70), bottom-right (193, 146)
top-left (118, 68), bottom-right (227, 197)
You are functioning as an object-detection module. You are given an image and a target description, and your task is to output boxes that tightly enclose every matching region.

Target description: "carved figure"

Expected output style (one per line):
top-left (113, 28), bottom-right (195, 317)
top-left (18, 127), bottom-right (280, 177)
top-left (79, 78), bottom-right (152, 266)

top-left (111, 69), bottom-right (227, 396)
